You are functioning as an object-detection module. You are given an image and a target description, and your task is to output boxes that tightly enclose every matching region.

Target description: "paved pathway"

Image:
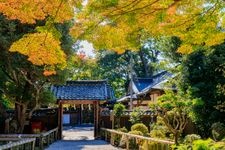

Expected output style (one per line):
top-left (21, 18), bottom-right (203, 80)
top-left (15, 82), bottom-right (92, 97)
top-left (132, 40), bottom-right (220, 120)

top-left (45, 126), bottom-right (119, 150)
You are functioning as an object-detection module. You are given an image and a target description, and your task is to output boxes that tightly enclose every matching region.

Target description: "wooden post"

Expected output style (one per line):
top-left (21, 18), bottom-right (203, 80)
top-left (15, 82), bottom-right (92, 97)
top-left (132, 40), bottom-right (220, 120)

top-left (97, 101), bottom-right (100, 135)
top-left (105, 131), bottom-right (107, 141)
top-left (47, 134), bottom-right (50, 145)
top-left (94, 101), bottom-right (100, 139)
top-left (79, 104), bottom-right (82, 125)
top-left (32, 140), bottom-right (35, 150)
top-left (55, 129), bottom-right (59, 141)
top-left (39, 135), bottom-right (44, 150)
top-left (166, 144), bottom-right (169, 150)
top-left (126, 135), bottom-right (129, 150)
top-left (110, 110), bottom-right (114, 129)
top-left (58, 102), bottom-right (63, 139)
top-left (110, 133), bottom-right (115, 145)
top-left (94, 101), bottom-right (97, 138)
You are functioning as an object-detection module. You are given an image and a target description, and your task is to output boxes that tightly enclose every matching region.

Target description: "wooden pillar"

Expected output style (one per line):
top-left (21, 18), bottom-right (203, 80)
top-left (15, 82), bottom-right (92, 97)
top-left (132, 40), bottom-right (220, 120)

top-left (58, 102), bottom-right (63, 139)
top-left (94, 101), bottom-right (100, 138)
top-left (79, 104), bottom-right (82, 125)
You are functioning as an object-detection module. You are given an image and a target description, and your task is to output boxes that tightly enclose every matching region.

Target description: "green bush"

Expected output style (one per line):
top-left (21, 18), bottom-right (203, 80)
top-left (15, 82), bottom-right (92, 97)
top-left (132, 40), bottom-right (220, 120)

top-left (129, 107), bottom-right (144, 124)
top-left (171, 144), bottom-right (189, 150)
top-left (113, 103), bottom-right (126, 117)
top-left (141, 141), bottom-right (161, 150)
top-left (150, 123), bottom-right (168, 139)
top-left (113, 127), bottom-right (128, 146)
top-left (128, 130), bottom-right (143, 150)
top-left (129, 130), bottom-right (143, 136)
top-left (113, 103), bottom-right (126, 128)
top-left (211, 122), bottom-right (225, 141)
top-left (184, 134), bottom-right (201, 144)
top-left (149, 117), bottom-right (171, 139)
top-left (131, 123), bottom-right (149, 135)
top-left (173, 139), bottom-right (225, 150)
top-left (192, 139), bottom-right (214, 150)
top-left (117, 127), bottom-right (128, 133)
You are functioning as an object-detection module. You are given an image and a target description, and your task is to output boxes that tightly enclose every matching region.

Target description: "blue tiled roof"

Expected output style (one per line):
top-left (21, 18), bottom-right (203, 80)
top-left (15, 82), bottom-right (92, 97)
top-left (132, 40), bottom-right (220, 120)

top-left (133, 71), bottom-right (173, 93)
top-left (51, 80), bottom-right (115, 101)
top-left (118, 71), bottom-right (174, 102)
top-left (133, 78), bottom-right (153, 91)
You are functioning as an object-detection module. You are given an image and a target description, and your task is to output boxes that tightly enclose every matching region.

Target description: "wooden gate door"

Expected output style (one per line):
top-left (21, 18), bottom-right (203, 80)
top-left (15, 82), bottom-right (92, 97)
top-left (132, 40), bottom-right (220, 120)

top-left (58, 100), bottom-right (100, 139)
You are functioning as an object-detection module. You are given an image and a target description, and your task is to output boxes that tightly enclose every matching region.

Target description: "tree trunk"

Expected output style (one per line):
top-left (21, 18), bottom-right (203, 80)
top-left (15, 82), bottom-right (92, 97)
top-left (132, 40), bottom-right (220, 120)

top-left (116, 117), bottom-right (121, 128)
top-left (174, 131), bottom-right (180, 145)
top-left (139, 49), bottom-right (150, 77)
top-left (15, 103), bottom-right (27, 133)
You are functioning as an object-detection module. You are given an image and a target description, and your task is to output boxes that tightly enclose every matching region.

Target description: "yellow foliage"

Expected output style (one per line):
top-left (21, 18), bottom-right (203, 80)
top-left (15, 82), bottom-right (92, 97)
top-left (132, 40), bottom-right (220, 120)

top-left (177, 44), bottom-right (193, 54)
top-left (73, 0), bottom-right (225, 54)
top-left (9, 31), bottom-right (67, 70)
top-left (0, 0), bottom-right (77, 24)
top-left (2, 0), bottom-right (225, 61)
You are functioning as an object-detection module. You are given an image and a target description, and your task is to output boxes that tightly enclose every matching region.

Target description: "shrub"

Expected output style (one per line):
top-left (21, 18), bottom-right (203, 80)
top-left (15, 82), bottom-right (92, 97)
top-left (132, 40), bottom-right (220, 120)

top-left (211, 122), bottom-right (225, 141)
top-left (192, 139), bottom-right (214, 150)
top-left (131, 123), bottom-right (148, 135)
top-left (113, 127), bottom-right (128, 146)
top-left (184, 134), bottom-right (201, 144)
top-left (149, 117), bottom-right (170, 139)
top-left (113, 103), bottom-right (126, 128)
top-left (141, 141), bottom-right (161, 150)
top-left (129, 107), bottom-right (144, 124)
top-left (128, 130), bottom-right (143, 136)
top-left (173, 139), bottom-right (225, 150)
top-left (128, 130), bottom-right (143, 149)
top-left (171, 144), bottom-right (190, 150)
top-left (150, 123), bottom-right (167, 139)
top-left (113, 103), bottom-right (126, 117)
top-left (117, 127), bottom-right (128, 133)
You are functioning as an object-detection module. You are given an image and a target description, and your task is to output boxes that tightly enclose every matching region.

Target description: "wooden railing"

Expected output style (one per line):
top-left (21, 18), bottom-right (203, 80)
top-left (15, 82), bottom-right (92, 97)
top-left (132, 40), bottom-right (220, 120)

top-left (100, 110), bottom-right (155, 116)
top-left (0, 138), bottom-right (36, 150)
top-left (0, 127), bottom-right (58, 150)
top-left (101, 128), bottom-right (174, 150)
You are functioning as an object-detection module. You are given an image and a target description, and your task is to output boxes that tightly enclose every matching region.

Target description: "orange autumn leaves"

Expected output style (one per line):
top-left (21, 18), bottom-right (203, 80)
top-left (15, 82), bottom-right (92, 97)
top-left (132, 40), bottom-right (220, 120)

top-left (0, 0), bottom-right (80, 76)
top-left (3, 0), bottom-right (225, 76)
top-left (9, 30), bottom-right (66, 76)
top-left (9, 32), bottom-right (66, 67)
top-left (0, 0), bottom-right (74, 24)
top-left (75, 0), bottom-right (225, 54)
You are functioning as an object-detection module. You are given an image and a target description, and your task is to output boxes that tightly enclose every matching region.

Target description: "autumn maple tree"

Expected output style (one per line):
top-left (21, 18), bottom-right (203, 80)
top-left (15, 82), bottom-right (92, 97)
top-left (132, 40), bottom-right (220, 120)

top-left (0, 0), bottom-right (78, 133)
top-left (0, 0), bottom-right (82, 75)
top-left (1, 0), bottom-right (225, 71)
top-left (71, 0), bottom-right (225, 54)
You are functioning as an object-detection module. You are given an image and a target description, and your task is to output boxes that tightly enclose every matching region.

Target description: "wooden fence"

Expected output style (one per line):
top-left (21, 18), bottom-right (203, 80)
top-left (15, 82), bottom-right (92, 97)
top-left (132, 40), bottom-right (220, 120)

top-left (0, 138), bottom-right (36, 150)
top-left (0, 127), bottom-right (58, 150)
top-left (101, 128), bottom-right (174, 150)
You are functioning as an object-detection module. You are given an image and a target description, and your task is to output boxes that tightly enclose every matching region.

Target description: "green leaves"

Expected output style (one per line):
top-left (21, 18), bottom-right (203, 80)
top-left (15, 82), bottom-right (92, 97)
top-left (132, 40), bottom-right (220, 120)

top-left (129, 107), bottom-right (144, 124)
top-left (99, 0), bottom-right (119, 7)
top-left (113, 103), bottom-right (126, 117)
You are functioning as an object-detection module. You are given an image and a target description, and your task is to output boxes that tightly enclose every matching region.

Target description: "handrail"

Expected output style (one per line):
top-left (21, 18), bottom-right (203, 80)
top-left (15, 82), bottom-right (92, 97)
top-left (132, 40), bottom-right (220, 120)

top-left (101, 128), bottom-right (174, 145)
top-left (0, 138), bottom-right (36, 150)
top-left (101, 128), bottom-right (174, 150)
top-left (0, 127), bottom-right (58, 138)
top-left (41, 127), bottom-right (58, 137)
top-left (0, 134), bottom-right (40, 138)
top-left (0, 127), bottom-right (58, 150)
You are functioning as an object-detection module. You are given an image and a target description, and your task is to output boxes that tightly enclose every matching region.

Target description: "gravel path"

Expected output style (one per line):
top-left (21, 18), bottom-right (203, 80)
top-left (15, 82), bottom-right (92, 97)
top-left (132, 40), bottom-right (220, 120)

top-left (45, 126), bottom-right (119, 150)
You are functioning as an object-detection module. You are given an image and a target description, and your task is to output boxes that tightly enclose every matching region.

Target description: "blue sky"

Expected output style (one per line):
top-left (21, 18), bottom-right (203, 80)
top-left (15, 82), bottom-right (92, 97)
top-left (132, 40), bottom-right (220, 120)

top-left (78, 40), bottom-right (96, 58)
